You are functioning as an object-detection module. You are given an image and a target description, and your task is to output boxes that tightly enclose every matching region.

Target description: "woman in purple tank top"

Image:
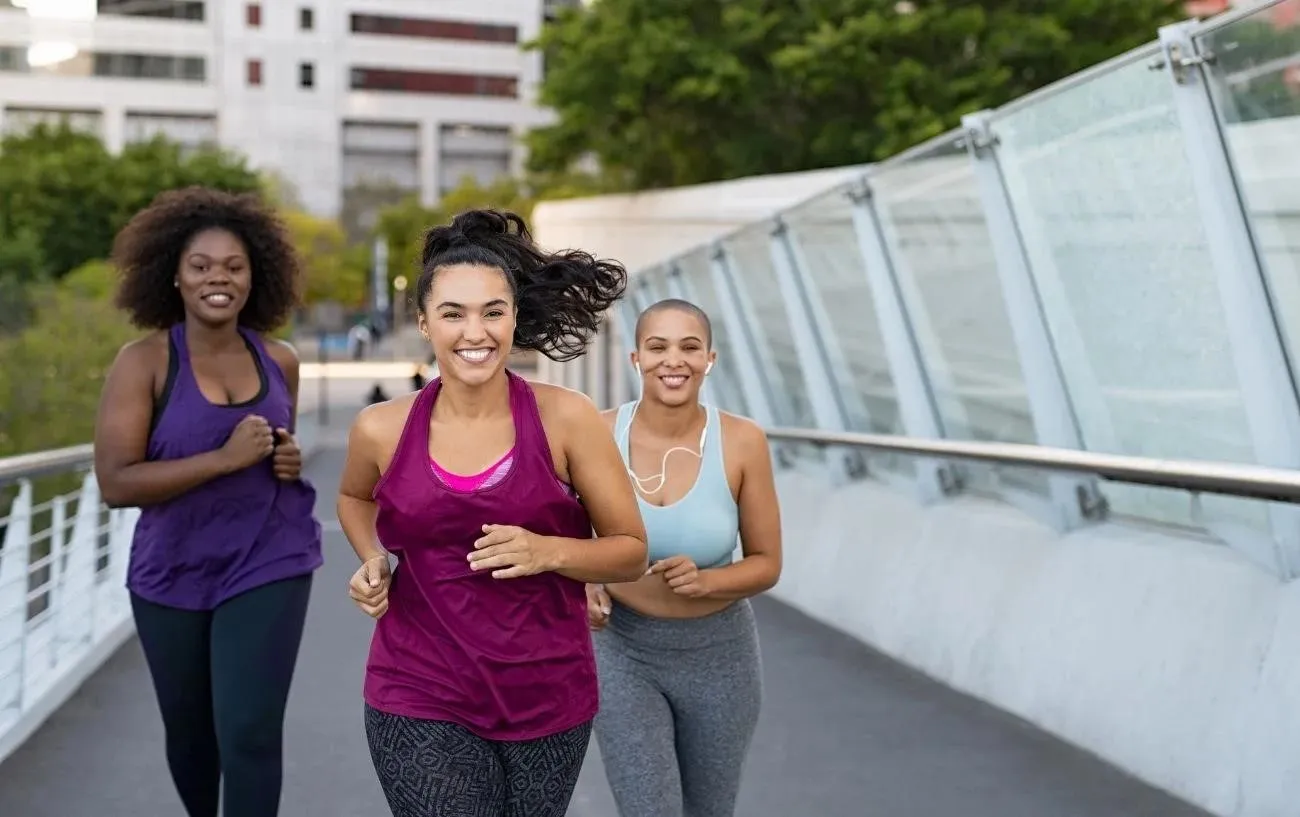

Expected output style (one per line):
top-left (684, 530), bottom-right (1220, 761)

top-left (93, 188), bottom-right (322, 817)
top-left (337, 209), bottom-right (648, 816)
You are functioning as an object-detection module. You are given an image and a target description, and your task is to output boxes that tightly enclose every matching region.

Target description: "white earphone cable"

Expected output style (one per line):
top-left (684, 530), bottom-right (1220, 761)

top-left (621, 399), bottom-right (707, 497)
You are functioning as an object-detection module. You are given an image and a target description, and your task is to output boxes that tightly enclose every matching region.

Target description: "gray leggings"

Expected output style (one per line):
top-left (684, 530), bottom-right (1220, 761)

top-left (592, 599), bottom-right (762, 817)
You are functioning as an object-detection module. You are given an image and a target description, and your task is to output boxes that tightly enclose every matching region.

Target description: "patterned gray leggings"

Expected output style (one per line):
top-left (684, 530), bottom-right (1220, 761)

top-left (363, 705), bottom-right (592, 817)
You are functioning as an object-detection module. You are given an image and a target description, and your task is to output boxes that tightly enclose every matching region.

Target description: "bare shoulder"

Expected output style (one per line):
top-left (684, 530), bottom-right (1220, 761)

top-left (116, 330), bottom-right (168, 367)
top-left (351, 392), bottom-right (416, 468)
top-left (352, 391), bottom-right (418, 454)
top-left (598, 406), bottom-right (618, 431)
top-left (719, 410), bottom-right (769, 454)
top-left (108, 331), bottom-right (168, 390)
top-left (261, 335), bottom-right (300, 365)
top-left (526, 379), bottom-right (600, 427)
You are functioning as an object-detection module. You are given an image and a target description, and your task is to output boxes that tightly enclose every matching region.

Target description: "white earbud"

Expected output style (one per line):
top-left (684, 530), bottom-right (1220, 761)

top-left (635, 362), bottom-right (642, 376)
top-left (705, 361), bottom-right (714, 375)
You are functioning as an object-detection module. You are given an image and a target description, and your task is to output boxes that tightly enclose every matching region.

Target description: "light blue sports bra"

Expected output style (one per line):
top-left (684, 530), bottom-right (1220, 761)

top-left (614, 401), bottom-right (739, 569)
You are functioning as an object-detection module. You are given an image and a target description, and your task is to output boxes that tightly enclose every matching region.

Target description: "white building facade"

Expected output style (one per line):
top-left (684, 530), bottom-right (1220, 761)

top-left (0, 0), bottom-right (570, 218)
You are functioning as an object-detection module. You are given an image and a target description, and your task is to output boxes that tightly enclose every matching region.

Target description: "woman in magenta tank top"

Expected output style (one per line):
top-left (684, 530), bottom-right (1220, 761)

top-left (93, 188), bottom-right (322, 817)
top-left (337, 209), bottom-right (649, 816)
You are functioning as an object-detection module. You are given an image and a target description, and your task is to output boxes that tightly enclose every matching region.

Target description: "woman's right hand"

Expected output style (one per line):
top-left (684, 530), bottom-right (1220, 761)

top-left (349, 555), bottom-right (392, 618)
top-left (220, 414), bottom-right (275, 471)
top-left (586, 583), bottom-right (612, 631)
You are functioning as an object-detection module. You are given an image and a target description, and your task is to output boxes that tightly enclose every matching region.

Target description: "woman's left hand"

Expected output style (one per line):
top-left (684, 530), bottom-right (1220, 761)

top-left (272, 428), bottom-right (302, 481)
top-left (650, 555), bottom-right (713, 598)
top-left (470, 524), bottom-right (561, 578)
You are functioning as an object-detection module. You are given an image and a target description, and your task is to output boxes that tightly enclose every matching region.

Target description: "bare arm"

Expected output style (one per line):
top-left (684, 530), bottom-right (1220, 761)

top-left (699, 418), bottom-right (783, 600)
top-left (548, 394), bottom-right (647, 584)
top-left (265, 338), bottom-right (301, 433)
top-left (336, 405), bottom-right (388, 563)
top-left (94, 341), bottom-right (238, 509)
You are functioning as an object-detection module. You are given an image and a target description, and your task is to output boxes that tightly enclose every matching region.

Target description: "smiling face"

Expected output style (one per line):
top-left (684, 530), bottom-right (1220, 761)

top-left (175, 228), bottom-right (251, 327)
top-left (420, 263), bottom-right (516, 387)
top-left (633, 307), bottom-right (715, 408)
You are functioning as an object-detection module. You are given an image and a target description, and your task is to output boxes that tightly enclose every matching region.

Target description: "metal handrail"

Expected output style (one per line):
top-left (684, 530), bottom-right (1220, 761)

top-left (0, 406), bottom-right (327, 487)
top-left (8, 424), bottom-right (1300, 502)
top-left (766, 426), bottom-right (1300, 504)
top-left (0, 444), bottom-right (94, 486)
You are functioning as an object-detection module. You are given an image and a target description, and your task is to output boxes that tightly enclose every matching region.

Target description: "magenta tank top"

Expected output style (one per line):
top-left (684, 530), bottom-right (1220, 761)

top-left (363, 370), bottom-right (598, 740)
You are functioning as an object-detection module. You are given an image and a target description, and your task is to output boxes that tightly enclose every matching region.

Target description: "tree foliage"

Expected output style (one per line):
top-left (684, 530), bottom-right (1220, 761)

top-left (0, 277), bottom-right (139, 459)
top-left (527, 0), bottom-right (1185, 189)
top-left (0, 123), bottom-right (262, 283)
top-left (283, 211), bottom-right (370, 309)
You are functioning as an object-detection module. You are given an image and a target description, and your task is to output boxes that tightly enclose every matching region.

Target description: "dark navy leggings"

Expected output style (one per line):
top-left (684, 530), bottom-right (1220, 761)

top-left (131, 575), bottom-right (313, 817)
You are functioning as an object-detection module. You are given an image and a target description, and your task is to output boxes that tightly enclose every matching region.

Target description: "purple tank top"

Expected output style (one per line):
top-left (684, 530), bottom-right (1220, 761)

top-left (127, 324), bottom-right (323, 610)
top-left (364, 371), bottom-right (597, 740)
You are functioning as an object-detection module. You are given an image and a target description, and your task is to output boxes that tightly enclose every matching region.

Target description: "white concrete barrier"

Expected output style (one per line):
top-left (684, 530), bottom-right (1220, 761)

top-left (770, 466), bottom-right (1299, 817)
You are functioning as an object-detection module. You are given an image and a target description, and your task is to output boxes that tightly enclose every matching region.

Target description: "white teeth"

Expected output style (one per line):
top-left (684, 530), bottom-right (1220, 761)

top-left (203, 294), bottom-right (232, 305)
top-left (661, 376), bottom-right (687, 386)
top-left (457, 349), bottom-right (491, 363)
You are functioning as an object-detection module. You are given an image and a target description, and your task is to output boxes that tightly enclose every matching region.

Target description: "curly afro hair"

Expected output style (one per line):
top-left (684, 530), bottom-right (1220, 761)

top-left (111, 186), bottom-right (302, 332)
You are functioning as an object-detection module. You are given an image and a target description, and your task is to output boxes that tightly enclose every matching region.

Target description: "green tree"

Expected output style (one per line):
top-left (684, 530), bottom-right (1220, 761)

top-left (0, 123), bottom-right (262, 284)
top-left (0, 276), bottom-right (139, 458)
top-left (0, 228), bottom-right (46, 333)
top-left (284, 210), bottom-right (369, 308)
top-left (527, 0), bottom-right (1184, 189)
top-left (59, 259), bottom-right (118, 301)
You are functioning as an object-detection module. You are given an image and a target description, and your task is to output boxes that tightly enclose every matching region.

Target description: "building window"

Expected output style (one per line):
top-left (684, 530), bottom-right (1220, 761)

top-left (299, 62), bottom-right (315, 89)
top-left (300, 7), bottom-right (314, 30)
top-left (0, 46), bottom-right (205, 82)
top-left (96, 1), bottom-right (205, 21)
top-left (247, 59), bottom-right (262, 86)
top-left (349, 14), bottom-right (517, 44)
top-left (349, 67), bottom-right (517, 98)
top-left (246, 3), bottom-right (260, 27)
top-left (95, 52), bottom-right (206, 82)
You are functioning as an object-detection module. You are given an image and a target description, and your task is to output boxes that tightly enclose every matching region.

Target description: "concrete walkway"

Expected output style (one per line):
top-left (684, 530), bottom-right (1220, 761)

top-left (0, 447), bottom-right (1211, 817)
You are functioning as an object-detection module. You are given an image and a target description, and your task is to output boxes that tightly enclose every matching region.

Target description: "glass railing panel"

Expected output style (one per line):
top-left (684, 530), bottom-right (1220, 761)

top-left (782, 184), bottom-right (902, 435)
top-left (628, 266), bottom-right (662, 311)
top-left (1198, 1), bottom-right (1300, 379)
top-left (870, 133), bottom-right (1044, 496)
top-left (780, 184), bottom-right (914, 477)
top-left (676, 247), bottom-right (751, 417)
top-left (721, 221), bottom-right (818, 428)
top-left (991, 45), bottom-right (1265, 534)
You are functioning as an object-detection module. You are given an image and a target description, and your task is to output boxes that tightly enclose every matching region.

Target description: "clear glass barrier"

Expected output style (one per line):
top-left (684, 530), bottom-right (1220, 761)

top-left (782, 185), bottom-right (902, 436)
top-left (870, 135), bottom-right (1038, 445)
top-left (675, 248), bottom-right (751, 417)
top-left (1199, 1), bottom-right (1300, 380)
top-left (722, 221), bottom-right (818, 428)
top-left (991, 48), bottom-right (1263, 530)
top-left (629, 266), bottom-right (663, 310)
top-left (869, 133), bottom-right (1045, 494)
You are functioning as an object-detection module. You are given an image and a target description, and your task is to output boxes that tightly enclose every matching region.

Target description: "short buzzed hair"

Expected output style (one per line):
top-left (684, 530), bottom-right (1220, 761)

top-left (634, 298), bottom-right (713, 349)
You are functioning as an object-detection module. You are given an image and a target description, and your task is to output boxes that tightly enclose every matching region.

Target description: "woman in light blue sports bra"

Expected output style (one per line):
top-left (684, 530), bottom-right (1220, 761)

top-left (590, 298), bottom-right (784, 817)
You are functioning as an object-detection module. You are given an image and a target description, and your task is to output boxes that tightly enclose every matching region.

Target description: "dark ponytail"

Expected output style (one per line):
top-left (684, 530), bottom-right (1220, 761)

top-left (416, 209), bottom-right (627, 362)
